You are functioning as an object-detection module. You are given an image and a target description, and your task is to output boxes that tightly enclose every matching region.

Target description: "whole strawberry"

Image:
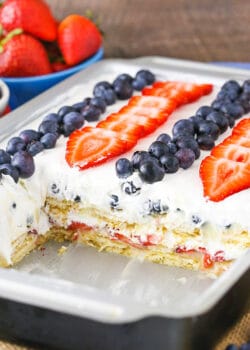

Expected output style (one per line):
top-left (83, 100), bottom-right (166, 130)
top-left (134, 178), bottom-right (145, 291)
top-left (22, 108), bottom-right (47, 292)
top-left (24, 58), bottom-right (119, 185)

top-left (0, 0), bottom-right (57, 41)
top-left (0, 30), bottom-right (52, 77)
top-left (58, 14), bottom-right (102, 66)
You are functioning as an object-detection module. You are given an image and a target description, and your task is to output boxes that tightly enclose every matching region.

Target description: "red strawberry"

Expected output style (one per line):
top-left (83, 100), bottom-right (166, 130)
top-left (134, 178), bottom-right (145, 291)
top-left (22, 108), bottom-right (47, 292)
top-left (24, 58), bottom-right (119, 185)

top-left (0, 31), bottom-right (52, 77)
top-left (67, 222), bottom-right (92, 231)
top-left (128, 95), bottom-right (176, 112)
top-left (51, 61), bottom-right (70, 73)
top-left (66, 127), bottom-right (131, 170)
top-left (125, 105), bottom-right (168, 122)
top-left (58, 14), bottom-right (102, 66)
top-left (97, 113), bottom-right (144, 137)
top-left (0, 0), bottom-right (57, 41)
top-left (200, 118), bottom-right (250, 202)
top-left (142, 82), bottom-right (213, 105)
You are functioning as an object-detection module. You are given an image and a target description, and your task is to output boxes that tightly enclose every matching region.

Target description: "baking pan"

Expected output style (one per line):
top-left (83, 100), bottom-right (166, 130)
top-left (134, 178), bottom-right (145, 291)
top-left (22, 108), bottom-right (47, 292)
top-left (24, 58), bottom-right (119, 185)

top-left (0, 57), bottom-right (249, 349)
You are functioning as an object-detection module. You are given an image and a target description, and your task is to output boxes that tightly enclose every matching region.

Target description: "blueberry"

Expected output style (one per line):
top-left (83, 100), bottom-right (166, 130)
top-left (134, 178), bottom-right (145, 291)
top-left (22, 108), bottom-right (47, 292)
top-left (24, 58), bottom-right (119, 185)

top-left (6, 137), bottom-right (26, 155)
top-left (113, 80), bottom-right (133, 100)
top-left (11, 151), bottom-right (35, 178)
top-left (242, 79), bottom-right (250, 94)
top-left (94, 81), bottom-right (113, 91)
top-left (222, 80), bottom-right (241, 93)
top-left (43, 113), bottom-right (61, 124)
top-left (72, 101), bottom-right (87, 113)
top-left (148, 141), bottom-right (169, 159)
top-left (63, 111), bottom-right (84, 136)
top-left (135, 70), bottom-right (155, 85)
top-left (0, 163), bottom-right (19, 182)
top-left (217, 88), bottom-right (239, 102)
top-left (189, 115), bottom-right (204, 132)
top-left (196, 106), bottom-right (214, 118)
top-left (176, 137), bottom-right (200, 159)
top-left (27, 141), bottom-right (44, 156)
top-left (51, 183), bottom-right (60, 194)
top-left (131, 151), bottom-right (152, 170)
top-left (167, 141), bottom-right (178, 154)
top-left (196, 120), bottom-right (220, 140)
top-left (58, 106), bottom-right (75, 119)
top-left (19, 129), bottom-right (40, 144)
top-left (38, 120), bottom-right (58, 135)
top-left (192, 215), bottom-right (202, 224)
top-left (139, 159), bottom-right (165, 184)
top-left (172, 119), bottom-right (195, 137)
top-left (238, 93), bottom-right (250, 113)
top-left (115, 158), bottom-right (133, 178)
top-left (110, 194), bottom-right (119, 209)
top-left (93, 82), bottom-right (116, 105)
top-left (132, 76), bottom-right (147, 91)
top-left (90, 97), bottom-right (106, 113)
top-left (211, 98), bottom-right (231, 111)
top-left (206, 110), bottom-right (229, 133)
top-left (0, 149), bottom-right (11, 164)
top-left (40, 133), bottom-right (57, 149)
top-left (74, 195), bottom-right (81, 203)
top-left (197, 135), bottom-right (215, 150)
top-left (81, 105), bottom-right (101, 122)
top-left (225, 345), bottom-right (238, 350)
top-left (113, 73), bottom-right (133, 85)
top-left (156, 133), bottom-right (171, 144)
top-left (227, 115), bottom-right (236, 128)
top-left (121, 181), bottom-right (141, 195)
top-left (220, 102), bottom-right (244, 120)
top-left (160, 154), bottom-right (179, 173)
top-left (93, 83), bottom-right (116, 105)
top-left (103, 88), bottom-right (117, 105)
top-left (240, 343), bottom-right (250, 350)
top-left (175, 148), bottom-right (195, 169)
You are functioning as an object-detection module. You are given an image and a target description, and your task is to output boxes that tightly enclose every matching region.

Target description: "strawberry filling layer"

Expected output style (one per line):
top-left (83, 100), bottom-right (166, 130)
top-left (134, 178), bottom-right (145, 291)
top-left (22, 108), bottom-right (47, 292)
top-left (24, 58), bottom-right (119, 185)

top-left (67, 222), bottom-right (225, 269)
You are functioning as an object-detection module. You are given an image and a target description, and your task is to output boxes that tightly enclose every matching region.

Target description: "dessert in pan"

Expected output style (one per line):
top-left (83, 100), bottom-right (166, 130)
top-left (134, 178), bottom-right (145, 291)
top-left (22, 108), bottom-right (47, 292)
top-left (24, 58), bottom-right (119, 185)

top-left (0, 68), bottom-right (249, 276)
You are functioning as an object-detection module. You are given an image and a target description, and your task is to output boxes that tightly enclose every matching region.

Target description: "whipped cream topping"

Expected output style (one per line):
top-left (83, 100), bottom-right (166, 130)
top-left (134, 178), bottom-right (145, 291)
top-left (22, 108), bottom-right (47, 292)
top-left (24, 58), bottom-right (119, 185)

top-left (0, 70), bottom-right (249, 264)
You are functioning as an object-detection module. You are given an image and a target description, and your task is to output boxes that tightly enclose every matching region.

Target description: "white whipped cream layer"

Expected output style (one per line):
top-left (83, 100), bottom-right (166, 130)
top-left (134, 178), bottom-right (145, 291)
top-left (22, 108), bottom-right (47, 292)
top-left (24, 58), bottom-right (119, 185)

top-left (0, 72), bottom-right (249, 264)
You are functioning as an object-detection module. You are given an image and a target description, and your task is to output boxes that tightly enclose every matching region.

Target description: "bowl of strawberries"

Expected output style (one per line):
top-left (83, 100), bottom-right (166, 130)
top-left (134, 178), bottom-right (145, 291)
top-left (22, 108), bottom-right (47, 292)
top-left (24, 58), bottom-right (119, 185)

top-left (0, 0), bottom-right (104, 109)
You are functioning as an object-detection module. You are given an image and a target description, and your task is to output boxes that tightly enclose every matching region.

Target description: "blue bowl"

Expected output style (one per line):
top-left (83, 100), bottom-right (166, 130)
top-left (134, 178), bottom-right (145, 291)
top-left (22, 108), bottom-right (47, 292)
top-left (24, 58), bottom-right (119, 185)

top-left (2, 47), bottom-right (104, 109)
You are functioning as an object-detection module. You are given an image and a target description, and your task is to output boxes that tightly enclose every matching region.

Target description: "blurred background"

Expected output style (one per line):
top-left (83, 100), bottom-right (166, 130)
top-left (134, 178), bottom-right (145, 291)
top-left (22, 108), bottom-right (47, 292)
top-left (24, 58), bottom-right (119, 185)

top-left (48, 0), bottom-right (250, 62)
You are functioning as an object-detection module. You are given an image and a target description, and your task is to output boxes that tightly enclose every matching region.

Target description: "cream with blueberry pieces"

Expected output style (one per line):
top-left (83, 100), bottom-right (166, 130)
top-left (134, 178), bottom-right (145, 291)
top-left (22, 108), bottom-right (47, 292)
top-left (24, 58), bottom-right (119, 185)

top-left (0, 70), bottom-right (249, 275)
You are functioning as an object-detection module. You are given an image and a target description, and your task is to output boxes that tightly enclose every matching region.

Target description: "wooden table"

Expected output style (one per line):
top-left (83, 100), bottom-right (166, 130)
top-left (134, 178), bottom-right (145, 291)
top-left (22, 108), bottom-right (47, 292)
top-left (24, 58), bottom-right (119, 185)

top-left (1, 0), bottom-right (250, 349)
top-left (48, 0), bottom-right (250, 62)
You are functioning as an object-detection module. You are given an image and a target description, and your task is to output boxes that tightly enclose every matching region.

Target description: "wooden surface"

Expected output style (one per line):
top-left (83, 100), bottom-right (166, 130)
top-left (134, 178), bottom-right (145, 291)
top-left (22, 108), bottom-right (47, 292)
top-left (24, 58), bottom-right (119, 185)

top-left (47, 0), bottom-right (250, 62)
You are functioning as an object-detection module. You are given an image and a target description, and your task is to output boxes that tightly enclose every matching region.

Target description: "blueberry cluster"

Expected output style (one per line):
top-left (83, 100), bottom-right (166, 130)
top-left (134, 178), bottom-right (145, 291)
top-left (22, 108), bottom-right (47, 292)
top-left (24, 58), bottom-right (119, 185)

top-left (225, 342), bottom-right (250, 350)
top-left (116, 79), bottom-right (250, 184)
top-left (90, 70), bottom-right (155, 121)
top-left (0, 69), bottom-right (155, 183)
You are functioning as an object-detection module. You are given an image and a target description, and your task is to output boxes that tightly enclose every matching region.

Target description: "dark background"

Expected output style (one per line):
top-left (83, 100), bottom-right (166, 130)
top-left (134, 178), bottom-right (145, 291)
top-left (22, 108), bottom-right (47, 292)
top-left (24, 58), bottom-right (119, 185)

top-left (48, 0), bottom-right (250, 62)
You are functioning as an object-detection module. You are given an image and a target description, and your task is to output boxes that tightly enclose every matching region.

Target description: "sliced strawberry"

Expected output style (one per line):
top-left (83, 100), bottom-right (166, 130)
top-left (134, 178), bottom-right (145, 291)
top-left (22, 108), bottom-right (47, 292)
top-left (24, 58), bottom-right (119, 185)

top-left (200, 118), bottom-right (250, 202)
top-left (66, 127), bottom-right (130, 169)
top-left (222, 134), bottom-right (250, 148)
top-left (128, 95), bottom-right (176, 112)
top-left (97, 113), bottom-right (144, 137)
top-left (232, 118), bottom-right (250, 138)
top-left (120, 105), bottom-right (168, 126)
top-left (211, 143), bottom-right (250, 163)
top-left (119, 109), bottom-right (158, 136)
top-left (200, 156), bottom-right (250, 201)
top-left (143, 81), bottom-right (213, 105)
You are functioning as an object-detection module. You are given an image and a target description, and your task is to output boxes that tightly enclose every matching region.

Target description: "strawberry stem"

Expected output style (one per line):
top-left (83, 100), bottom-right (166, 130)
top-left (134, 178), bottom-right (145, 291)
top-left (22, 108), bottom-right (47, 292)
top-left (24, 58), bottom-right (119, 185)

top-left (0, 28), bottom-right (23, 53)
